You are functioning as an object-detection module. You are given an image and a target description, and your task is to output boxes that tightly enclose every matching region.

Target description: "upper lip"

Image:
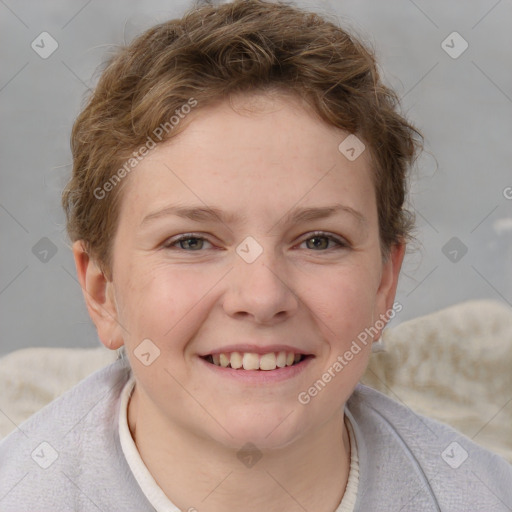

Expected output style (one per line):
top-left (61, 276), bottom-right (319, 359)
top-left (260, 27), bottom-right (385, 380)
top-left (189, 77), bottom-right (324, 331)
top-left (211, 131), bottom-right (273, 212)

top-left (198, 344), bottom-right (312, 357)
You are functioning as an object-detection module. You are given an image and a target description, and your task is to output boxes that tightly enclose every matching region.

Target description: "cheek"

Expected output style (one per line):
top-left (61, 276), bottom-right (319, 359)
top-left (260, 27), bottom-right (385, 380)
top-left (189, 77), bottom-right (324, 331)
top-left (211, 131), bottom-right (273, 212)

top-left (305, 263), bottom-right (379, 337)
top-left (116, 263), bottom-right (214, 350)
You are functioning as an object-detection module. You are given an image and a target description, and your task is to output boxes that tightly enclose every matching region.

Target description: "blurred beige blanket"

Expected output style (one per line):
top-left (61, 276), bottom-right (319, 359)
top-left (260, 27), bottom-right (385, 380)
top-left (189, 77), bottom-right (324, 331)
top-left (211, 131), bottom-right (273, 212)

top-left (1, 300), bottom-right (511, 462)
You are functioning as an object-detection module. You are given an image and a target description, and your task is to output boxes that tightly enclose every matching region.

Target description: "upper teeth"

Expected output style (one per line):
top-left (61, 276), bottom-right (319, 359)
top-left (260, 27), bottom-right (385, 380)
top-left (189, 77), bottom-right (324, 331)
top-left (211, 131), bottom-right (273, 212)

top-left (211, 351), bottom-right (302, 371)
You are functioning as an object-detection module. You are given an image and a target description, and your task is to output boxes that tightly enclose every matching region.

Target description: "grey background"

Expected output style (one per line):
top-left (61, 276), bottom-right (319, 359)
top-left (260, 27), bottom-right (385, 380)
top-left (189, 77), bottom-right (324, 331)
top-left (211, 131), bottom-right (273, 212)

top-left (1, 0), bottom-right (511, 356)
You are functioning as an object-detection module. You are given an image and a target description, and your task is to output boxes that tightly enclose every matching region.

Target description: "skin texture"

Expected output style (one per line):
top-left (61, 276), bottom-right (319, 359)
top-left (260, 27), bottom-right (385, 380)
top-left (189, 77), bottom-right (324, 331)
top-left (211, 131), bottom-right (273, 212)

top-left (74, 92), bottom-right (405, 512)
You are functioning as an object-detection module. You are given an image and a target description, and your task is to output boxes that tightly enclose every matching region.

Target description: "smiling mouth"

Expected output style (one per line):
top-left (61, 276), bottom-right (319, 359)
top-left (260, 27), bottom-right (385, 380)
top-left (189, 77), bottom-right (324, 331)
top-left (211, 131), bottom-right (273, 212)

top-left (201, 351), bottom-right (310, 371)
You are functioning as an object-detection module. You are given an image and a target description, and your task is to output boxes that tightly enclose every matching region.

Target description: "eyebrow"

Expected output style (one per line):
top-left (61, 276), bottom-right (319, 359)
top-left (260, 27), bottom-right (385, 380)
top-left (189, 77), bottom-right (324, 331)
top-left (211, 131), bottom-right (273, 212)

top-left (140, 203), bottom-right (367, 229)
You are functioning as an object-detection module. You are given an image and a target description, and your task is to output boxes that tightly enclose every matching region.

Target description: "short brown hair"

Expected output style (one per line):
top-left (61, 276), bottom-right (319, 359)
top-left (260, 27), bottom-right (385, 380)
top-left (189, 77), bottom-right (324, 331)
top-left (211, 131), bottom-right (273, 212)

top-left (62, 0), bottom-right (422, 277)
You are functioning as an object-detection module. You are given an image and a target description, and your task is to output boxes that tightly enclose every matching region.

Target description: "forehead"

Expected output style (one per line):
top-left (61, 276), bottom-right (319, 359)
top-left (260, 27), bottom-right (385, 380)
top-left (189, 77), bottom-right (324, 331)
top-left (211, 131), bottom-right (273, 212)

top-left (117, 93), bottom-right (376, 226)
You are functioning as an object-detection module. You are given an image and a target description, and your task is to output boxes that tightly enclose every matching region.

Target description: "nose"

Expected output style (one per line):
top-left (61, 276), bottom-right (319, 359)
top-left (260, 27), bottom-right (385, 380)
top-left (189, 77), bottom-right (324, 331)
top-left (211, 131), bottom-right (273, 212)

top-left (222, 247), bottom-right (299, 325)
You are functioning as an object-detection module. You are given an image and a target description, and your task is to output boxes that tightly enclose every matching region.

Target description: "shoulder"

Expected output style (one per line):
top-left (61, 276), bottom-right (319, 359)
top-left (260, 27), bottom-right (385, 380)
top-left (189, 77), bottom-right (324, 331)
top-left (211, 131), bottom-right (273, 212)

top-left (347, 384), bottom-right (512, 511)
top-left (0, 357), bottom-right (151, 511)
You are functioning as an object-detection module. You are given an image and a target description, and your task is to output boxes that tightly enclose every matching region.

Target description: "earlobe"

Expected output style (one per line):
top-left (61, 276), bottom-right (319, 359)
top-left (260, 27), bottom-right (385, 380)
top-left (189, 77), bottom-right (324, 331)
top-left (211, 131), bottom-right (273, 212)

top-left (72, 241), bottom-right (124, 350)
top-left (373, 242), bottom-right (406, 336)
top-left (379, 243), bottom-right (405, 301)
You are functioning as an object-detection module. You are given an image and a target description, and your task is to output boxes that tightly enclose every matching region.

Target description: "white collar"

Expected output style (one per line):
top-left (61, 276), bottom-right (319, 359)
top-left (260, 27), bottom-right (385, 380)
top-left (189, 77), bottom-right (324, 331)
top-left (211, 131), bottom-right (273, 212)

top-left (118, 376), bottom-right (359, 512)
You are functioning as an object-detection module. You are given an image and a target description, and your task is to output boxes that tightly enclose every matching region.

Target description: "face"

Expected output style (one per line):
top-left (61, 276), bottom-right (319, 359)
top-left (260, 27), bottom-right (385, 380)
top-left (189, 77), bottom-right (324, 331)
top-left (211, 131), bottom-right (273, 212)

top-left (86, 93), bottom-right (403, 450)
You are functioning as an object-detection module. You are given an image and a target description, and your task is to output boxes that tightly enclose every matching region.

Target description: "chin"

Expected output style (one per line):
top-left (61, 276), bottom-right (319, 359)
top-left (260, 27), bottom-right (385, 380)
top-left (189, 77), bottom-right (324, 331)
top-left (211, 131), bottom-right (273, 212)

top-left (206, 404), bottom-right (306, 452)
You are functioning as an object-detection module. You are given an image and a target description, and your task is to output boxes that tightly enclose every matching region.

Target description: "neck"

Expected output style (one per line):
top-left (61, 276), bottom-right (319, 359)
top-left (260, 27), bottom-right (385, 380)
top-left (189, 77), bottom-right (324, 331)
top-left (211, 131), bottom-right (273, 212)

top-left (128, 384), bottom-right (351, 512)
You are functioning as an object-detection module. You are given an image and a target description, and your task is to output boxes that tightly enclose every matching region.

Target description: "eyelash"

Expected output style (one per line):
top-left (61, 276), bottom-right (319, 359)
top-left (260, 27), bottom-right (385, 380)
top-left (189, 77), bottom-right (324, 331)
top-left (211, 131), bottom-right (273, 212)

top-left (163, 231), bottom-right (348, 252)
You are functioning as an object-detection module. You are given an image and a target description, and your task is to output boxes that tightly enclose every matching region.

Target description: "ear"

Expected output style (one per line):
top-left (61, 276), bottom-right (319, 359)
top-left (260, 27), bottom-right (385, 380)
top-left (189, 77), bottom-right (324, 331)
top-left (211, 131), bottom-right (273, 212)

top-left (373, 242), bottom-right (406, 337)
top-left (72, 241), bottom-right (124, 350)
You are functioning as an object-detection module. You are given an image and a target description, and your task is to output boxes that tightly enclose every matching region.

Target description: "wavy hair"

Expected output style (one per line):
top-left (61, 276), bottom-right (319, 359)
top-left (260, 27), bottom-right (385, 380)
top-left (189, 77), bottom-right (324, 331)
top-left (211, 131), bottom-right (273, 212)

top-left (63, 0), bottom-right (422, 277)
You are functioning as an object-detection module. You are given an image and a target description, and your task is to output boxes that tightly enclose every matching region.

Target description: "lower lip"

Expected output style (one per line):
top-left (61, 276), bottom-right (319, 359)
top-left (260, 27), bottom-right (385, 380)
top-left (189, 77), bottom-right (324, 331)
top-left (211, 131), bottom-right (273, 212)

top-left (198, 356), bottom-right (313, 384)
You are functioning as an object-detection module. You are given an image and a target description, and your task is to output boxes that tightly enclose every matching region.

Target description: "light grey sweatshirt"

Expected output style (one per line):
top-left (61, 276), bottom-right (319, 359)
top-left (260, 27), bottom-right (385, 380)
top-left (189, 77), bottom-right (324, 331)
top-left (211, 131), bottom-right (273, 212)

top-left (0, 357), bottom-right (511, 511)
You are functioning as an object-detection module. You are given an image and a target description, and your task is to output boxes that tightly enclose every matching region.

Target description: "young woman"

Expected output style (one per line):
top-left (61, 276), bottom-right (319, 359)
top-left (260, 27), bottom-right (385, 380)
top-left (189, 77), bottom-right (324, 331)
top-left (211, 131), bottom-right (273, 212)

top-left (1, 1), bottom-right (510, 510)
